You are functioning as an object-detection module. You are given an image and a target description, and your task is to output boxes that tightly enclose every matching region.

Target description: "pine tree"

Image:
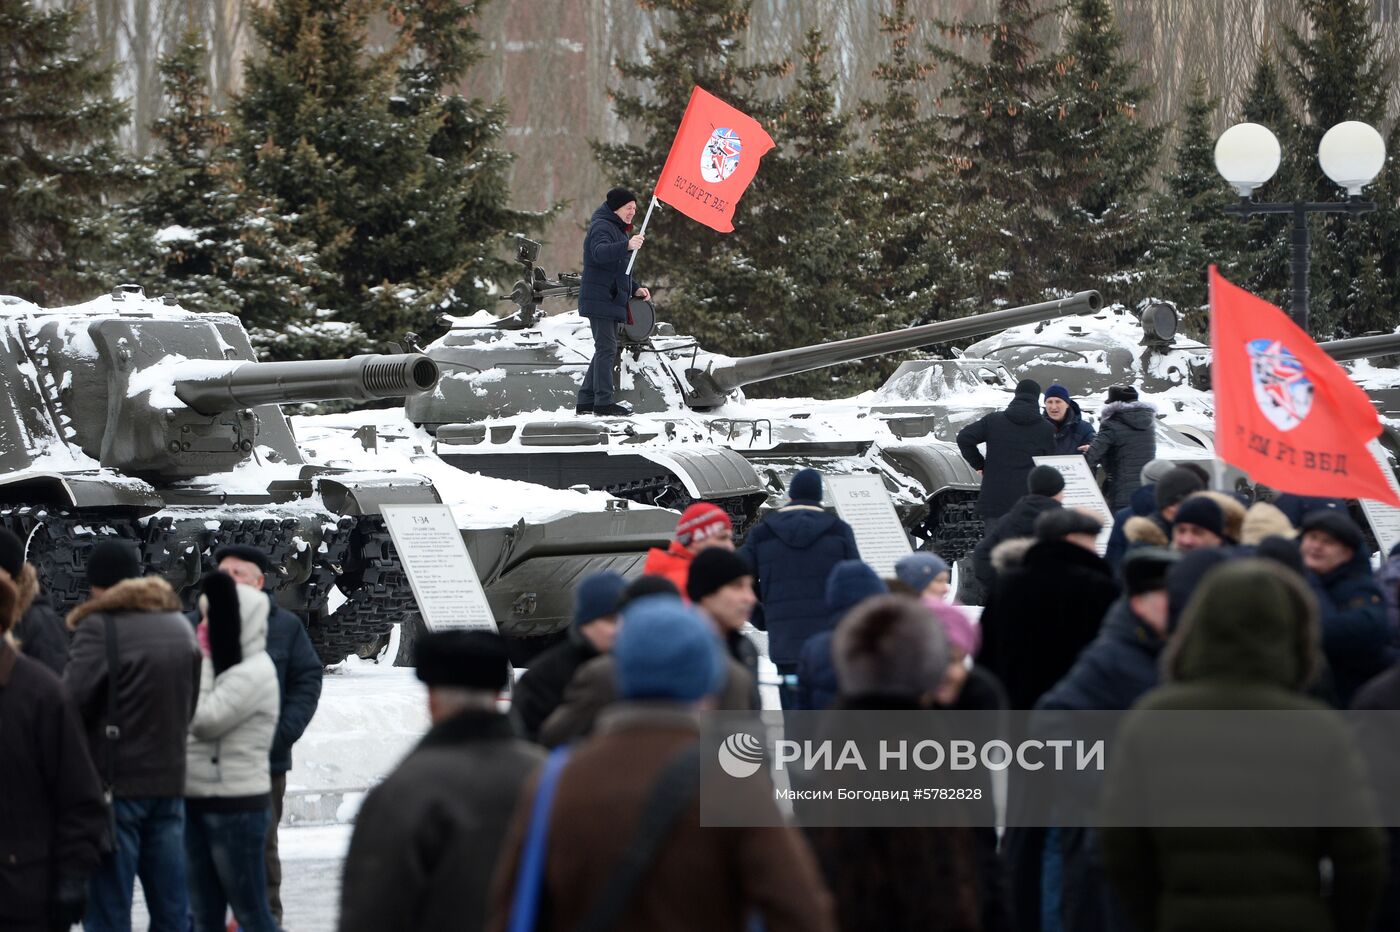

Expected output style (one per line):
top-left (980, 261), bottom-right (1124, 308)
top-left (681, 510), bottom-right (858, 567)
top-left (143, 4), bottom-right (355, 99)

top-left (1144, 72), bottom-right (1241, 333)
top-left (0, 0), bottom-right (137, 304)
top-left (1279, 0), bottom-right (1395, 337)
top-left (120, 30), bottom-right (346, 359)
top-left (1045, 0), bottom-right (1164, 301)
top-left (593, 0), bottom-right (790, 353)
top-left (929, 0), bottom-right (1063, 311)
top-left (231, 0), bottom-right (546, 350)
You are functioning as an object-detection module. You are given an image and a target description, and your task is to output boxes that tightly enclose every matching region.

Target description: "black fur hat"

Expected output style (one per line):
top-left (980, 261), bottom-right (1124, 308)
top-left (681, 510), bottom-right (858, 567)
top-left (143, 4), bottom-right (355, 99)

top-left (201, 571), bottom-right (243, 676)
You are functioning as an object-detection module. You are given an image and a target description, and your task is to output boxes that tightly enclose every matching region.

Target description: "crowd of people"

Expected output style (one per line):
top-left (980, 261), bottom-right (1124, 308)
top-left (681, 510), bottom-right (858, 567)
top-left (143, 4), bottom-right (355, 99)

top-left (5, 380), bottom-right (1400, 931)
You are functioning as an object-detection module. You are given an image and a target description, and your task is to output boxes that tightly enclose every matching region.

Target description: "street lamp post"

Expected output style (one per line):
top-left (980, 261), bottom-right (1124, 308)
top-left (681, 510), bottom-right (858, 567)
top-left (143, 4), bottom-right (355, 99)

top-left (1213, 120), bottom-right (1386, 334)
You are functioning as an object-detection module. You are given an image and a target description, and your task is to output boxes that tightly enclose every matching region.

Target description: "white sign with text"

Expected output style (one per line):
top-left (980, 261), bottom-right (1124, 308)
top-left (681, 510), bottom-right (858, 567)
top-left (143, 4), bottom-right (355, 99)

top-left (827, 473), bottom-right (913, 577)
top-left (381, 504), bottom-right (497, 633)
top-left (1033, 455), bottom-right (1114, 555)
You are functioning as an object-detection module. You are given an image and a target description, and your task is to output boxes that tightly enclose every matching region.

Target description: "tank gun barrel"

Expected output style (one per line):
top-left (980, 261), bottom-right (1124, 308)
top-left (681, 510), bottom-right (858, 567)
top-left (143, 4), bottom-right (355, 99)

top-left (175, 353), bottom-right (440, 415)
top-left (1319, 333), bottom-right (1400, 363)
top-left (685, 291), bottom-right (1102, 407)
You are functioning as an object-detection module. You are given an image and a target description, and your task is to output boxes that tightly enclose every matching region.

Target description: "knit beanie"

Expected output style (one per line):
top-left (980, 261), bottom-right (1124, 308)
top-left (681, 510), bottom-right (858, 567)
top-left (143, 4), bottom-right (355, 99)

top-left (686, 548), bottom-right (753, 603)
top-left (787, 468), bottom-right (824, 505)
top-left (922, 595), bottom-right (981, 658)
top-left (606, 187), bottom-right (638, 211)
top-left (1299, 510), bottom-right (1365, 554)
top-left (1027, 464), bottom-right (1066, 497)
top-left (674, 502), bottom-right (733, 547)
top-left (1043, 384), bottom-right (1071, 403)
top-left (87, 539), bottom-right (142, 589)
top-left (615, 595), bottom-right (724, 701)
top-left (1107, 385), bottom-right (1139, 404)
top-left (1034, 507), bottom-right (1103, 542)
top-left (619, 574), bottom-right (680, 608)
top-left (1014, 379), bottom-right (1042, 400)
top-left (1154, 467), bottom-right (1205, 512)
top-left (894, 552), bottom-right (949, 593)
top-left (573, 571), bottom-right (627, 628)
top-left (0, 528), bottom-right (24, 579)
top-left (1139, 458), bottom-right (1176, 486)
top-left (825, 560), bottom-right (889, 625)
top-left (1172, 496), bottom-right (1225, 539)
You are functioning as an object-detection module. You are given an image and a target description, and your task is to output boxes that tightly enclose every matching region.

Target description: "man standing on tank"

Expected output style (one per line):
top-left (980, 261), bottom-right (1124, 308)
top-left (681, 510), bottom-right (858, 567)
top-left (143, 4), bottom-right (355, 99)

top-left (577, 187), bottom-right (651, 417)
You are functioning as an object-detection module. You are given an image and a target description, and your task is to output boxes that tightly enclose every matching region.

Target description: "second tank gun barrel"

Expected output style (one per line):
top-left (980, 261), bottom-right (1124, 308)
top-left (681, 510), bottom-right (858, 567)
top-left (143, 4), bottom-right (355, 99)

top-left (685, 291), bottom-right (1102, 406)
top-left (174, 353), bottom-right (441, 415)
top-left (1318, 332), bottom-right (1400, 363)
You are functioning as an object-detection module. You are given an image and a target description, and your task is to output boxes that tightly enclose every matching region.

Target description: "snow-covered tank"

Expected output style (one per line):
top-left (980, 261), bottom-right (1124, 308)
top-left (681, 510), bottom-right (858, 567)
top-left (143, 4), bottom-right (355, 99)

top-left (0, 287), bottom-right (448, 663)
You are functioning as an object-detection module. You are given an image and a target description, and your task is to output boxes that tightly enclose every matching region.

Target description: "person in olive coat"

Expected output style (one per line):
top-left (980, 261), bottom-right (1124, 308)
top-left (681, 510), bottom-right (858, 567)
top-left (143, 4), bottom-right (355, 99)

top-left (1101, 560), bottom-right (1385, 932)
top-left (340, 632), bottom-right (543, 932)
top-left (957, 379), bottom-right (1057, 520)
top-left (576, 187), bottom-right (651, 416)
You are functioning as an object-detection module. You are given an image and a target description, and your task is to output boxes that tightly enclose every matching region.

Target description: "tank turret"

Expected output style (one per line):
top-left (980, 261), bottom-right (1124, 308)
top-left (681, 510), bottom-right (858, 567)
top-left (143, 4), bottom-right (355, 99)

top-left (0, 288), bottom-right (444, 662)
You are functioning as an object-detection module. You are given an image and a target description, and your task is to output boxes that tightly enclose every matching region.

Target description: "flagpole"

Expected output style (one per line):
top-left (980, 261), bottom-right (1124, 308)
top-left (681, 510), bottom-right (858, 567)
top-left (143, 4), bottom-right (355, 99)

top-left (625, 195), bottom-right (658, 276)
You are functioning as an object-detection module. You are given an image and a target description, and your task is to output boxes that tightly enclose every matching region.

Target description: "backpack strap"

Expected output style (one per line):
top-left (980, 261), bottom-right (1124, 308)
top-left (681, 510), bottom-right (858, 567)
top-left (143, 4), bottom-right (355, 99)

top-left (506, 745), bottom-right (573, 932)
top-left (573, 743), bottom-right (703, 932)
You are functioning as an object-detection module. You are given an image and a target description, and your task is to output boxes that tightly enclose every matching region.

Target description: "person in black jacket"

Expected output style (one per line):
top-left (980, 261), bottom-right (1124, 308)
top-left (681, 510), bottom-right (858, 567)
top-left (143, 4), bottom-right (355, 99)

top-left (1043, 384), bottom-right (1095, 455)
top-left (688, 547), bottom-right (762, 709)
top-left (957, 379), bottom-right (1057, 520)
top-left (576, 188), bottom-right (650, 416)
top-left (739, 468), bottom-right (859, 709)
top-left (978, 508), bottom-right (1120, 710)
top-left (0, 528), bottom-right (69, 675)
top-left (211, 544), bottom-right (324, 924)
top-left (971, 464), bottom-right (1066, 592)
top-left (0, 571), bottom-right (108, 932)
top-left (511, 571), bottom-right (626, 741)
top-left (1082, 385), bottom-right (1157, 511)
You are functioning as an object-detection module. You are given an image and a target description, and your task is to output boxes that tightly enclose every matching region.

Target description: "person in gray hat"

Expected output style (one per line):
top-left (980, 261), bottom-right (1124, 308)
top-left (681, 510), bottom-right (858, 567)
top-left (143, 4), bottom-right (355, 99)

top-left (1103, 458), bottom-right (1182, 568)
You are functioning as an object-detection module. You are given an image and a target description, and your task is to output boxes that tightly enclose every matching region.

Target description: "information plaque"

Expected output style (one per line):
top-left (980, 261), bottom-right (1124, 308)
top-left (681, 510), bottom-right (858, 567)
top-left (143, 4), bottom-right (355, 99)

top-left (1032, 455), bottom-right (1114, 555)
top-left (827, 473), bottom-right (913, 576)
top-left (381, 504), bottom-right (497, 633)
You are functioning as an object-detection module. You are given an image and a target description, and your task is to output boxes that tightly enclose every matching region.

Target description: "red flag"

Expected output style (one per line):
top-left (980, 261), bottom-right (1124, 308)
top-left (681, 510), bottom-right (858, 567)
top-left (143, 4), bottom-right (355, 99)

top-left (653, 86), bottom-right (775, 233)
top-left (1209, 266), bottom-right (1400, 506)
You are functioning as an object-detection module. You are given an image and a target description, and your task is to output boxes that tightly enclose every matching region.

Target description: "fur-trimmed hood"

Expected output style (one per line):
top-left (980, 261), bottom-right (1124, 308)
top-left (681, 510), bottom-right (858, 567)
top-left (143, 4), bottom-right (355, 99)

top-left (1098, 400), bottom-right (1157, 430)
top-left (13, 563), bottom-right (38, 618)
top-left (67, 575), bottom-right (182, 629)
top-left (1241, 501), bottom-right (1297, 545)
top-left (1125, 515), bottom-right (1170, 547)
top-left (991, 537), bottom-right (1036, 573)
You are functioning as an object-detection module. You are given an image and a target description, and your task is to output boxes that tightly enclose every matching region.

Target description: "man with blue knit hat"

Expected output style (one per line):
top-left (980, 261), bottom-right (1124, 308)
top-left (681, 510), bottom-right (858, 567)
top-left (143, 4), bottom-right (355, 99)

top-left (490, 598), bottom-right (836, 932)
top-left (740, 468), bottom-right (859, 710)
top-left (1043, 384), bottom-right (1095, 455)
top-left (512, 571), bottom-right (627, 741)
top-left (794, 560), bottom-right (889, 711)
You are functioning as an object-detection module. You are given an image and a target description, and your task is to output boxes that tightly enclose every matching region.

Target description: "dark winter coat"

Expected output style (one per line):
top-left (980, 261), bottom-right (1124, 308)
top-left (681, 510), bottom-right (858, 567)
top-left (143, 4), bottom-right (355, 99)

top-left (1083, 401), bottom-right (1157, 510)
top-left (1100, 565), bottom-right (1385, 932)
top-left (490, 704), bottom-right (836, 932)
top-left (0, 641), bottom-right (107, 932)
top-left (1352, 664), bottom-right (1400, 932)
top-left (957, 387), bottom-right (1057, 519)
top-left (1104, 482), bottom-right (1158, 569)
top-left (511, 626), bottom-right (601, 741)
top-left (794, 630), bottom-right (837, 712)
top-left (978, 540), bottom-right (1119, 710)
top-left (725, 628), bottom-right (762, 711)
top-left (536, 652), bottom-right (755, 748)
top-left (1010, 599), bottom-right (1167, 932)
top-left (340, 711), bottom-right (544, 932)
top-left (971, 493), bottom-right (1064, 591)
top-left (1047, 400), bottom-right (1095, 455)
top-left (579, 203), bottom-right (635, 322)
top-left (266, 600), bottom-right (322, 773)
top-left (739, 505), bottom-right (860, 665)
top-left (64, 577), bottom-right (202, 798)
top-left (1309, 547), bottom-right (1394, 707)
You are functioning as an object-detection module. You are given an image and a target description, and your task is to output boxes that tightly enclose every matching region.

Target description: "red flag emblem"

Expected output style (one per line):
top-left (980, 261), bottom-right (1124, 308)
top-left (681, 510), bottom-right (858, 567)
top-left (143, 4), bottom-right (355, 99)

top-left (653, 86), bottom-right (775, 233)
top-left (1209, 266), bottom-right (1400, 506)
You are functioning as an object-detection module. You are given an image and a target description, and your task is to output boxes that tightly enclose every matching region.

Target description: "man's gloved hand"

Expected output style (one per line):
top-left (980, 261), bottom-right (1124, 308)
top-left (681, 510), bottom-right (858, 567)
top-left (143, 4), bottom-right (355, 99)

top-left (51, 872), bottom-right (88, 931)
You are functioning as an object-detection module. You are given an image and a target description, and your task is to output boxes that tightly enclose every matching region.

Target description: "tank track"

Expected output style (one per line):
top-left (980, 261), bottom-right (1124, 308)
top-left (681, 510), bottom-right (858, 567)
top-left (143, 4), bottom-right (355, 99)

top-left (602, 473), bottom-right (759, 539)
top-left (913, 490), bottom-right (986, 562)
top-left (0, 505), bottom-right (415, 665)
